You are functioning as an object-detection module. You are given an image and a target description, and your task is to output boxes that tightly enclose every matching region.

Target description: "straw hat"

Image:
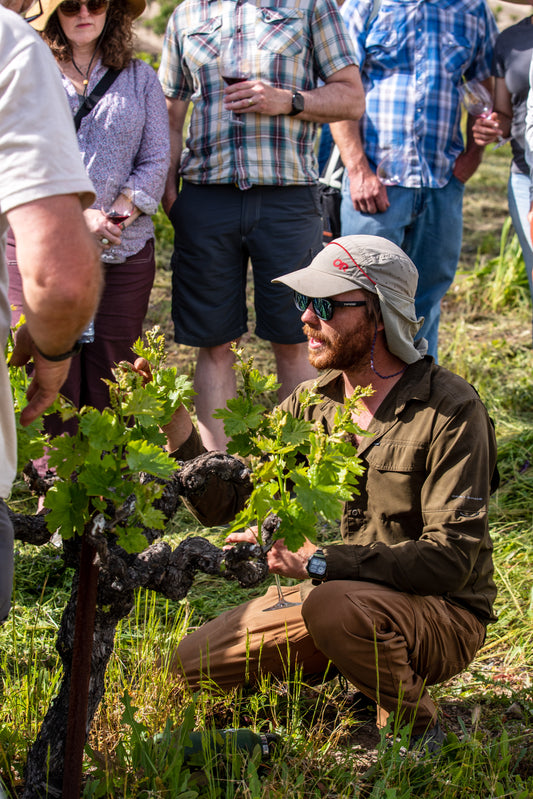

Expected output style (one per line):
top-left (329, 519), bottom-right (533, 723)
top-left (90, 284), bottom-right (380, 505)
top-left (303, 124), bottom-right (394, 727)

top-left (27, 0), bottom-right (146, 31)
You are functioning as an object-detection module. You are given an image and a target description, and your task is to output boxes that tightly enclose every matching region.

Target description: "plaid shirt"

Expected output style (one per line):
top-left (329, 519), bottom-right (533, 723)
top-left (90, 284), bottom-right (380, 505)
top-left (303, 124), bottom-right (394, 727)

top-left (341, 0), bottom-right (498, 189)
top-left (159, 0), bottom-right (357, 189)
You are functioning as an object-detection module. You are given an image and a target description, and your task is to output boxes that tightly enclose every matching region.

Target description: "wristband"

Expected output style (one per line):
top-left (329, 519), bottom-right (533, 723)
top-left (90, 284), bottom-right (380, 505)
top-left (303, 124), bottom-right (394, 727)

top-left (35, 340), bottom-right (83, 362)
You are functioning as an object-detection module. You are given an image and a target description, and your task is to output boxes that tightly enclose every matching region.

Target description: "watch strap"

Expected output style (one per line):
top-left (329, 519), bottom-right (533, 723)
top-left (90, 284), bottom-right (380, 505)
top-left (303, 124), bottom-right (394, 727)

top-left (35, 340), bottom-right (83, 362)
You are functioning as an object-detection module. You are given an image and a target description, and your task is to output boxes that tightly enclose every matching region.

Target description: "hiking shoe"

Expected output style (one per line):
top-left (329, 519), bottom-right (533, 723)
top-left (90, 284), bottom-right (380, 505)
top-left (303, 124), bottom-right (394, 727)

top-left (409, 720), bottom-right (445, 755)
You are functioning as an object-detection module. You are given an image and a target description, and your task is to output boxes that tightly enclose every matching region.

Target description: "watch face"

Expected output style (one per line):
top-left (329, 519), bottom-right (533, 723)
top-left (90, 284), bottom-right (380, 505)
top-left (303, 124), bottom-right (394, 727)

top-left (308, 554), bottom-right (327, 577)
top-left (291, 91), bottom-right (304, 114)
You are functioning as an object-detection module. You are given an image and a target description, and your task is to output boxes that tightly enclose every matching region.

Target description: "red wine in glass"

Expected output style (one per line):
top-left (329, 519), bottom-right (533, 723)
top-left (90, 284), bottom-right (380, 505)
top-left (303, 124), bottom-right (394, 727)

top-left (105, 210), bottom-right (131, 226)
top-left (100, 177), bottom-right (134, 261)
top-left (222, 74), bottom-right (249, 86)
top-left (220, 36), bottom-right (252, 125)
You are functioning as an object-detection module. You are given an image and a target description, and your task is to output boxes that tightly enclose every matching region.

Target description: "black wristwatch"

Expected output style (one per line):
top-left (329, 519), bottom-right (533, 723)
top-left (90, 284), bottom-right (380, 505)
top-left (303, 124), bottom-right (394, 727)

top-left (306, 547), bottom-right (327, 585)
top-left (288, 90), bottom-right (304, 116)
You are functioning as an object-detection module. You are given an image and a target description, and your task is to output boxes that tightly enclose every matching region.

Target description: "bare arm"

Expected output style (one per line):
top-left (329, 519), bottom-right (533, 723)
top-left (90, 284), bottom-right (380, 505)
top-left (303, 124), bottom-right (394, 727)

top-left (162, 96), bottom-right (190, 215)
top-left (454, 77), bottom-right (493, 184)
top-left (472, 77), bottom-right (512, 146)
top-left (8, 194), bottom-right (102, 425)
top-left (225, 65), bottom-right (364, 124)
top-left (330, 118), bottom-right (390, 214)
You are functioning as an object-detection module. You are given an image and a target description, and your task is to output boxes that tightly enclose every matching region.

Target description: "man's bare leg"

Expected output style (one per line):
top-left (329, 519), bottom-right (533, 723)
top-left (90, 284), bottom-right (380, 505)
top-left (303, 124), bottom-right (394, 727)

top-left (194, 343), bottom-right (237, 451)
top-left (271, 341), bottom-right (316, 401)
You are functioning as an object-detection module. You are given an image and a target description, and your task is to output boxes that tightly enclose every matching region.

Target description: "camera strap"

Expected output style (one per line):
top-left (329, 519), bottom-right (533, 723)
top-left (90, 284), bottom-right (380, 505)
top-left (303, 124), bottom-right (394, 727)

top-left (74, 68), bottom-right (122, 132)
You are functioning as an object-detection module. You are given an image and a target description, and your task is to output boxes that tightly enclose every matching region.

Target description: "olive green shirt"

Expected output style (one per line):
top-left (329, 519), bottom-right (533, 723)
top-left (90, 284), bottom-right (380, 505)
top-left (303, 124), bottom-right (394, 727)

top-left (174, 357), bottom-right (498, 623)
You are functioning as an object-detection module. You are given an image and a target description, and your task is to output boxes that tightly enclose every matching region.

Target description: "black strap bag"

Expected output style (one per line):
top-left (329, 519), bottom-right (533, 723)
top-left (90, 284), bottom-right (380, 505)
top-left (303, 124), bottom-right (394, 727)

top-left (73, 68), bottom-right (122, 131)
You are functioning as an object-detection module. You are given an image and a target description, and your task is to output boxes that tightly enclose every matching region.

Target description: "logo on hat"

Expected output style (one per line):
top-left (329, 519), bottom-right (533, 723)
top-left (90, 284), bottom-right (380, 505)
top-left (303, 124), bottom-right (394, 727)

top-left (333, 258), bottom-right (349, 272)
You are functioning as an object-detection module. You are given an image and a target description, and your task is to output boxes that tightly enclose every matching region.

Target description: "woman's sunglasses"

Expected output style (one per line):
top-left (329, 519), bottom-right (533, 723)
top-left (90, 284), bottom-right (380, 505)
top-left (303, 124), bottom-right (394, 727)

top-left (293, 291), bottom-right (367, 321)
top-left (58, 0), bottom-right (108, 16)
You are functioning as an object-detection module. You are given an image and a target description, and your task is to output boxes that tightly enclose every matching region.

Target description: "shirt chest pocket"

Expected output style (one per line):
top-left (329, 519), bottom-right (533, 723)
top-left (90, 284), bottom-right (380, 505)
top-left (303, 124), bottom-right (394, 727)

top-left (365, 440), bottom-right (428, 522)
top-left (437, 11), bottom-right (479, 81)
top-left (183, 17), bottom-right (222, 72)
top-left (257, 7), bottom-right (303, 56)
top-left (364, 18), bottom-right (405, 72)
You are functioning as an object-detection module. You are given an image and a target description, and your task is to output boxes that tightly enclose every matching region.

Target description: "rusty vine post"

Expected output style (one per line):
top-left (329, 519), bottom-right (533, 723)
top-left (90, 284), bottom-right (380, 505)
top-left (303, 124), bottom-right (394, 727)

top-left (62, 518), bottom-right (101, 798)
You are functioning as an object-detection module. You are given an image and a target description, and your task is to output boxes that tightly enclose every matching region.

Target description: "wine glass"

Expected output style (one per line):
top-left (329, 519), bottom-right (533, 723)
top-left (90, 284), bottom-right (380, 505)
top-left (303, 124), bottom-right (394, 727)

top-left (220, 36), bottom-right (252, 126)
top-left (458, 80), bottom-right (509, 149)
top-left (458, 79), bottom-right (493, 118)
top-left (263, 574), bottom-right (302, 612)
top-left (100, 177), bottom-right (134, 262)
top-left (376, 145), bottom-right (411, 186)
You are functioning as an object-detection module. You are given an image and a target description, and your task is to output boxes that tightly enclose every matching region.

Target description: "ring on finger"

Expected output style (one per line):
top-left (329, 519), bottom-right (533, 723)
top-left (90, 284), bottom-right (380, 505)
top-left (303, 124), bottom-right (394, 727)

top-left (248, 97), bottom-right (253, 106)
top-left (101, 237), bottom-right (110, 245)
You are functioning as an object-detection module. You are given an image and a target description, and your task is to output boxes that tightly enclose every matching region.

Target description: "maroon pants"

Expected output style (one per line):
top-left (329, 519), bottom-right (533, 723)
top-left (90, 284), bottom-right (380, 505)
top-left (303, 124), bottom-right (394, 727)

top-left (7, 232), bottom-right (155, 436)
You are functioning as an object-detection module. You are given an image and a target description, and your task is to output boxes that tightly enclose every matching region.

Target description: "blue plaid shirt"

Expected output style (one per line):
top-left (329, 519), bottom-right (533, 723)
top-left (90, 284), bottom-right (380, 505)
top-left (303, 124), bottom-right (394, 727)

top-left (159, 0), bottom-right (358, 189)
top-left (341, 0), bottom-right (498, 188)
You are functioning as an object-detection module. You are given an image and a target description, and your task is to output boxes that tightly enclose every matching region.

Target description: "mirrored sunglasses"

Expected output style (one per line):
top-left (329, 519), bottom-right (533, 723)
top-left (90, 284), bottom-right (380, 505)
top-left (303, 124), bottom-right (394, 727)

top-left (58, 0), bottom-right (108, 16)
top-left (293, 291), bottom-right (367, 321)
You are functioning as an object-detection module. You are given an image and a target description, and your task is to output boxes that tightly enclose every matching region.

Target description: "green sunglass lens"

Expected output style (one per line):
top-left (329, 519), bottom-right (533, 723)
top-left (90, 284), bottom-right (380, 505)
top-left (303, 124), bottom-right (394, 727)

top-left (313, 298), bottom-right (333, 320)
top-left (294, 292), bottom-right (309, 312)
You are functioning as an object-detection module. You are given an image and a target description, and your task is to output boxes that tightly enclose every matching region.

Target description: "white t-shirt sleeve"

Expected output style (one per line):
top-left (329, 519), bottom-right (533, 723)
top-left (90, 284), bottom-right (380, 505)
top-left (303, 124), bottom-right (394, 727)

top-left (0, 8), bottom-right (95, 214)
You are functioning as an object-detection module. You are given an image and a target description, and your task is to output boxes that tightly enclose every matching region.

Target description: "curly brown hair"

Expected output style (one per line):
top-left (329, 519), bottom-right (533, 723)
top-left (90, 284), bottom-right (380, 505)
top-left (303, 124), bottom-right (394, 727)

top-left (42, 0), bottom-right (135, 70)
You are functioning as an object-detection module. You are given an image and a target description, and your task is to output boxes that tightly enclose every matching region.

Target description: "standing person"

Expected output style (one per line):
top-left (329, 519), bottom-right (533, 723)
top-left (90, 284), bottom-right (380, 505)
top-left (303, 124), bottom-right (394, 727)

top-left (331, 0), bottom-right (498, 359)
top-left (8, 0), bottom-right (169, 421)
top-left (0, 0), bottom-right (102, 620)
top-left (473, 3), bottom-right (533, 342)
top-left (145, 235), bottom-right (497, 751)
top-left (158, 0), bottom-right (364, 451)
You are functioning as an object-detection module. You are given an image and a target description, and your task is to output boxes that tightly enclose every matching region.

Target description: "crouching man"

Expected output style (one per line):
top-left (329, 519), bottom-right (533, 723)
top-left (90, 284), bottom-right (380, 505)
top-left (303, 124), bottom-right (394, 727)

top-left (150, 235), bottom-right (498, 751)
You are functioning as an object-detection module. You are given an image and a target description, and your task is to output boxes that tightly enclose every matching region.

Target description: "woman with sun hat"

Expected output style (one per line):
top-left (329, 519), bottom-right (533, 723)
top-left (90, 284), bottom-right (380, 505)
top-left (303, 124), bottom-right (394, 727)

top-left (8, 0), bottom-right (169, 427)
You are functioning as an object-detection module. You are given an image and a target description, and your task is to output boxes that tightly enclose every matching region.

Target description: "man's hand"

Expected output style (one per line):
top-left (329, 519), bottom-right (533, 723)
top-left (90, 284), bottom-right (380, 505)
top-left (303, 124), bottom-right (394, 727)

top-left (472, 112), bottom-right (506, 147)
top-left (346, 164), bottom-right (390, 214)
top-left (9, 324), bottom-right (72, 427)
top-left (224, 79), bottom-right (291, 117)
top-left (225, 527), bottom-right (317, 580)
top-left (453, 146), bottom-right (484, 184)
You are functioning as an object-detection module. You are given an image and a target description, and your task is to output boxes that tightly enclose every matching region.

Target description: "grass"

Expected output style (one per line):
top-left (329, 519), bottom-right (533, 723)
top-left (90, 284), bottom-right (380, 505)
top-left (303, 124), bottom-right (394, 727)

top-left (1, 139), bottom-right (532, 796)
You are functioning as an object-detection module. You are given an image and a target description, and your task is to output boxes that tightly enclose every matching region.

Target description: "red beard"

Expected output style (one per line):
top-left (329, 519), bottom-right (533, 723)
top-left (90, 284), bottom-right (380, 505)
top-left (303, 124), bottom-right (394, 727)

top-left (303, 320), bottom-right (374, 372)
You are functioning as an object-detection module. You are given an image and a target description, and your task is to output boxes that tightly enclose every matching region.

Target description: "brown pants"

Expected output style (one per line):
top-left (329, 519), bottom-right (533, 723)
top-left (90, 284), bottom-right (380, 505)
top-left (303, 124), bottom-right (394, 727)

top-left (172, 581), bottom-right (486, 734)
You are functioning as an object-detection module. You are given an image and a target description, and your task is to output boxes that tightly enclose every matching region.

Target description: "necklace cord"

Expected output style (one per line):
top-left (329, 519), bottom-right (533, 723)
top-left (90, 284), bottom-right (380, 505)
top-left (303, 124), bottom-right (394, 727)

top-left (370, 324), bottom-right (408, 380)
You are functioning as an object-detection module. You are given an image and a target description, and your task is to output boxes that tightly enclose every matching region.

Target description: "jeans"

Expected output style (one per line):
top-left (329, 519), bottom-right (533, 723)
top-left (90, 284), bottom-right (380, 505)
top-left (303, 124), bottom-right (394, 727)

top-left (0, 499), bottom-right (14, 623)
top-left (340, 176), bottom-right (465, 360)
top-left (508, 170), bottom-right (533, 339)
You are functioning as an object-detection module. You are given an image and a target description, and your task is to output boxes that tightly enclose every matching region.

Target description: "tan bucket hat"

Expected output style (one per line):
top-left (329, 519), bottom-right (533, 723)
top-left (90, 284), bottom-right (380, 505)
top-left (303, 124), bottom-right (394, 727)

top-left (273, 235), bottom-right (428, 364)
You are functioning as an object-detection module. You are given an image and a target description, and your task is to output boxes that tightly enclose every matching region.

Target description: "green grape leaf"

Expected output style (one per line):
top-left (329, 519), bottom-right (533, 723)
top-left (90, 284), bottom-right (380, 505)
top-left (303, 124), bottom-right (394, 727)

top-left (120, 387), bottom-right (163, 424)
top-left (125, 439), bottom-right (177, 479)
top-left (276, 503), bottom-right (317, 552)
top-left (44, 482), bottom-right (88, 538)
top-left (115, 524), bottom-right (149, 554)
top-left (214, 397), bottom-right (267, 436)
top-left (291, 473), bottom-right (346, 520)
top-left (79, 409), bottom-right (126, 452)
top-left (47, 434), bottom-right (91, 479)
top-left (79, 463), bottom-right (121, 497)
top-left (135, 504), bottom-right (166, 531)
